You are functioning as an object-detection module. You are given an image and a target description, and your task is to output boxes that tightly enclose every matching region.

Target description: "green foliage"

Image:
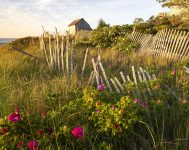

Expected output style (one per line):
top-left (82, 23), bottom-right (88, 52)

top-left (0, 108), bottom-right (56, 149)
top-left (157, 0), bottom-right (189, 30)
top-left (76, 24), bottom-right (139, 52)
top-left (83, 87), bottom-right (141, 135)
top-left (157, 0), bottom-right (189, 8)
top-left (76, 13), bottom-right (188, 52)
top-left (112, 35), bottom-right (140, 52)
top-left (97, 18), bottom-right (110, 29)
top-left (1, 33), bottom-right (189, 149)
top-left (12, 37), bottom-right (38, 50)
top-left (133, 18), bottom-right (144, 24)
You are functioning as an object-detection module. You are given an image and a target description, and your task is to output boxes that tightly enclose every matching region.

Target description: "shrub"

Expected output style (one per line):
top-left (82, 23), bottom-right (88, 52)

top-left (75, 24), bottom-right (140, 52)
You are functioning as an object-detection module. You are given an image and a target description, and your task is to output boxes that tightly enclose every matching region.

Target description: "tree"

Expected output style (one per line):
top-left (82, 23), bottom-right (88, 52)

top-left (133, 18), bottom-right (144, 25)
top-left (157, 0), bottom-right (189, 30)
top-left (157, 0), bottom-right (189, 8)
top-left (96, 18), bottom-right (110, 29)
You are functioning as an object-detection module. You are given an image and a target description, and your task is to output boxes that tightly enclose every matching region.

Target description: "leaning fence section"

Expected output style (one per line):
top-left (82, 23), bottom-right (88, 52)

top-left (88, 55), bottom-right (158, 100)
top-left (130, 29), bottom-right (189, 62)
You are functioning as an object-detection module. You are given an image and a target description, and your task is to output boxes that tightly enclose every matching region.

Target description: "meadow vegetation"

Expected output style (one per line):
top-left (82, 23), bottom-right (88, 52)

top-left (0, 35), bottom-right (189, 149)
top-left (0, 1), bottom-right (189, 148)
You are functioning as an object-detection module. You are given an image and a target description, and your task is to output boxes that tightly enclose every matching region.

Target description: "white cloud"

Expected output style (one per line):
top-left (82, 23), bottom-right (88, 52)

top-left (0, 0), bottom-right (168, 37)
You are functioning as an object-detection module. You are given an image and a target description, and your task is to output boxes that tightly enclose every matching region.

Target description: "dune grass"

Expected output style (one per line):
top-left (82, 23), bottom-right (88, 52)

top-left (0, 41), bottom-right (189, 149)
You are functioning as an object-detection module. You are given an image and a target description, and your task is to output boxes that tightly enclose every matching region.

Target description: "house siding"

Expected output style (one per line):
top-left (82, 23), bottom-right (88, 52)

top-left (68, 26), bottom-right (76, 35)
top-left (68, 19), bottom-right (92, 35)
top-left (75, 19), bottom-right (92, 31)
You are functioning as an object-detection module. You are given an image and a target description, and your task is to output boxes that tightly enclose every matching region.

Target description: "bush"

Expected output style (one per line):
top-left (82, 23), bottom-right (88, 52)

top-left (12, 37), bottom-right (38, 50)
top-left (75, 24), bottom-right (140, 52)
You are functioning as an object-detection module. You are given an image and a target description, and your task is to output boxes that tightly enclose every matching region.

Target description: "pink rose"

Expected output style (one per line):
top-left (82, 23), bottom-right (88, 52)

top-left (72, 126), bottom-right (84, 139)
top-left (160, 70), bottom-right (164, 74)
top-left (17, 142), bottom-right (23, 149)
top-left (133, 99), bottom-right (139, 104)
top-left (27, 140), bottom-right (38, 150)
top-left (98, 84), bottom-right (105, 91)
top-left (171, 70), bottom-right (176, 75)
top-left (41, 112), bottom-right (47, 119)
top-left (141, 102), bottom-right (148, 108)
top-left (7, 113), bottom-right (21, 122)
top-left (113, 123), bottom-right (120, 129)
top-left (37, 129), bottom-right (43, 136)
top-left (96, 109), bottom-right (101, 113)
top-left (46, 128), bottom-right (53, 135)
top-left (1, 128), bottom-right (7, 134)
top-left (111, 105), bottom-right (116, 110)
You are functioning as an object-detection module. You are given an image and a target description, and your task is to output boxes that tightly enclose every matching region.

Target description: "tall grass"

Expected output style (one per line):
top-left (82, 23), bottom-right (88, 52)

top-left (0, 40), bottom-right (189, 149)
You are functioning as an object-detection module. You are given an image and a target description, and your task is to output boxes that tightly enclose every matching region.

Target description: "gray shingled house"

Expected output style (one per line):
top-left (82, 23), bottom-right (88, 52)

top-left (68, 18), bottom-right (92, 35)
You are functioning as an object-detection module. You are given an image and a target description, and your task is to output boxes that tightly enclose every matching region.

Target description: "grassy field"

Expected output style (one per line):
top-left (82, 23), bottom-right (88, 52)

top-left (0, 40), bottom-right (189, 149)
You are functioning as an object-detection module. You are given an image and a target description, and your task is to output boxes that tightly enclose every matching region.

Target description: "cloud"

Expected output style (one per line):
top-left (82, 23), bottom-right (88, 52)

top-left (0, 0), bottom-right (168, 37)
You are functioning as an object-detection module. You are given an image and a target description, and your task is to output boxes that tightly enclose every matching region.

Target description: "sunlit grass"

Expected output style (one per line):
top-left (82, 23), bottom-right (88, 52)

top-left (0, 41), bottom-right (189, 149)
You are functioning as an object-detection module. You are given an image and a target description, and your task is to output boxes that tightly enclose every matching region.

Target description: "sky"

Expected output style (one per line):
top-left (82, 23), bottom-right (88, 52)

top-left (0, 0), bottom-right (169, 38)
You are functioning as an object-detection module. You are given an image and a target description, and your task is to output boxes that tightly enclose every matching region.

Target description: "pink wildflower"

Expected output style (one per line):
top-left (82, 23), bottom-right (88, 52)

top-left (41, 112), bottom-right (47, 119)
top-left (133, 99), bottom-right (139, 104)
top-left (111, 105), bottom-right (116, 110)
top-left (72, 126), bottom-right (84, 139)
top-left (98, 84), bottom-right (105, 91)
top-left (17, 142), bottom-right (23, 149)
top-left (7, 113), bottom-right (21, 122)
top-left (46, 128), bottom-right (53, 135)
top-left (171, 69), bottom-right (176, 75)
top-left (37, 129), bottom-right (43, 136)
top-left (27, 140), bottom-right (38, 150)
top-left (1, 128), bottom-right (7, 134)
top-left (96, 109), bottom-right (101, 113)
top-left (113, 123), bottom-right (120, 129)
top-left (141, 102), bottom-right (148, 108)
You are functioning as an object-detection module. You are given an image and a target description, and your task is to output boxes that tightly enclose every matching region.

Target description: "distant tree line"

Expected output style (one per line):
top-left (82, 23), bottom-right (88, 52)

top-left (76, 0), bottom-right (189, 51)
top-left (157, 0), bottom-right (189, 30)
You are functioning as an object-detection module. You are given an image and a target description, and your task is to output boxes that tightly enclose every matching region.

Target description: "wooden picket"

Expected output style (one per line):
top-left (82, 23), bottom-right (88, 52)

top-left (39, 29), bottom-right (80, 75)
top-left (130, 29), bottom-right (189, 61)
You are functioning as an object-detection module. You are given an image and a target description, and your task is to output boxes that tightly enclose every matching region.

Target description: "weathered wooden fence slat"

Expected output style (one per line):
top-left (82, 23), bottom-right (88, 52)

top-left (82, 48), bottom-right (89, 76)
top-left (71, 40), bottom-right (75, 74)
top-left (92, 59), bottom-right (100, 87)
top-left (61, 36), bottom-right (64, 71)
top-left (110, 78), bottom-right (121, 93)
top-left (132, 66), bottom-right (137, 84)
top-left (114, 77), bottom-right (124, 92)
top-left (120, 71), bottom-right (126, 83)
top-left (66, 33), bottom-right (69, 74)
top-left (99, 62), bottom-right (112, 91)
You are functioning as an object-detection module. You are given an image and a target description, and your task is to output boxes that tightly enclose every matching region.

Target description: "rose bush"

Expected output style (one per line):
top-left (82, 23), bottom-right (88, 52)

top-left (0, 108), bottom-right (55, 149)
top-left (0, 65), bottom-right (189, 149)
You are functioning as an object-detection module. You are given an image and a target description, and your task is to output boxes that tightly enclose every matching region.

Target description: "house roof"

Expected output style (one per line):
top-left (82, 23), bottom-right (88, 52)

top-left (68, 18), bottom-right (83, 27)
